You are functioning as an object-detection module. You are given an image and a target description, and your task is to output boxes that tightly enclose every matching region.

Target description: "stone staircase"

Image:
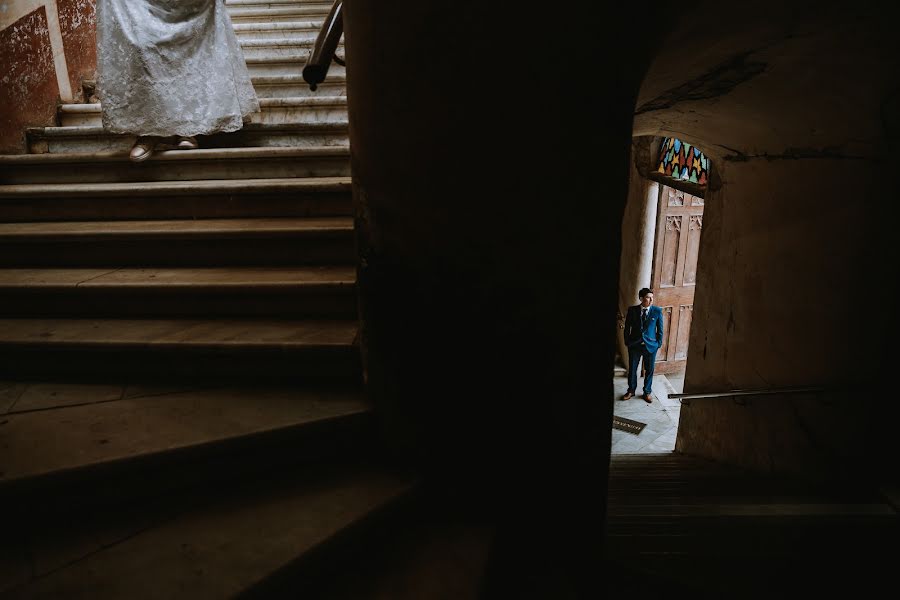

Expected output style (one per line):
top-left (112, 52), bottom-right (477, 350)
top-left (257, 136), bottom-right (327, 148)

top-left (605, 454), bottom-right (900, 597)
top-left (0, 2), bottom-right (415, 597)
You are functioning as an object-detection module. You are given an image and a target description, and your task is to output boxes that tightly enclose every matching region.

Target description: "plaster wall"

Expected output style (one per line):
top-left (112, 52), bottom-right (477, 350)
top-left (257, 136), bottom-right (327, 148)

top-left (1, 0), bottom-right (95, 153)
top-left (678, 157), bottom-right (889, 477)
top-left (617, 145), bottom-right (657, 364)
top-left (56, 0), bottom-right (95, 101)
top-left (632, 2), bottom-right (897, 479)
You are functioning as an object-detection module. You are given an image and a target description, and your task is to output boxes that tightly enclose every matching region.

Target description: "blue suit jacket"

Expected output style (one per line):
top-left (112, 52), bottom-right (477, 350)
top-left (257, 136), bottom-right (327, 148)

top-left (624, 304), bottom-right (664, 353)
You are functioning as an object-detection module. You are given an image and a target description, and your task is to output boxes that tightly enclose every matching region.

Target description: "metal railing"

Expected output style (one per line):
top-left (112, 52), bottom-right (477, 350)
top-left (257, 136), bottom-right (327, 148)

top-left (670, 386), bottom-right (827, 405)
top-left (302, 0), bottom-right (344, 91)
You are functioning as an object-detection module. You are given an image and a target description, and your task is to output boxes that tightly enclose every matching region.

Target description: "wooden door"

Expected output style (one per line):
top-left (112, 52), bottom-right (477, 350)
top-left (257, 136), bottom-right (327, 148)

top-left (650, 185), bottom-right (704, 373)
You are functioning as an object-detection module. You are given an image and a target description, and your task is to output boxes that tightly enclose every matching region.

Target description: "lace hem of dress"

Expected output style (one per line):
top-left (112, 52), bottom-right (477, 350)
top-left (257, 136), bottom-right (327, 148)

top-left (97, 0), bottom-right (259, 138)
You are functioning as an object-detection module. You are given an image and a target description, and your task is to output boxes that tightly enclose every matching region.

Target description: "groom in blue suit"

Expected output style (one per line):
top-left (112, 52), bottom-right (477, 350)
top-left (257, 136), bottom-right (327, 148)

top-left (622, 288), bottom-right (664, 403)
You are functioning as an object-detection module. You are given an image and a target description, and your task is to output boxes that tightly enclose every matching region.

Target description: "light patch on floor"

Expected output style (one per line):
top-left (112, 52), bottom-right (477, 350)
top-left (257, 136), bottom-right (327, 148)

top-left (611, 372), bottom-right (682, 454)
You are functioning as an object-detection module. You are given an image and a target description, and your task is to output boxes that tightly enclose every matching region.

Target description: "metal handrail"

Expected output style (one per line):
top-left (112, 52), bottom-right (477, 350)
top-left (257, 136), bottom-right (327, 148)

top-left (303, 0), bottom-right (344, 91)
top-left (671, 386), bottom-right (826, 403)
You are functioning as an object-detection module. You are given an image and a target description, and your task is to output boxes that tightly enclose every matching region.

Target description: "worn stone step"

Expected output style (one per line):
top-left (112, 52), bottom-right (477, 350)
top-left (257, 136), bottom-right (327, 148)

top-left (251, 73), bottom-right (345, 98)
top-left (233, 20), bottom-right (323, 39)
top-left (239, 37), bottom-right (343, 59)
top-left (241, 95), bottom-right (347, 124)
top-left (83, 73), bottom-right (345, 99)
top-left (0, 217), bottom-right (354, 264)
top-left (0, 381), bottom-right (369, 503)
top-left (0, 177), bottom-right (352, 222)
top-left (0, 318), bottom-right (360, 380)
top-left (26, 121), bottom-right (348, 154)
top-left (0, 266), bottom-right (356, 317)
top-left (602, 453), bottom-right (899, 594)
top-left (606, 516), bottom-right (898, 559)
top-left (1, 146), bottom-right (349, 184)
top-left (77, 51), bottom-right (345, 81)
top-left (2, 462), bottom-right (415, 598)
top-left (229, 6), bottom-right (335, 23)
top-left (227, 0), bottom-right (335, 7)
top-left (58, 96), bottom-right (347, 127)
top-left (246, 51), bottom-right (345, 77)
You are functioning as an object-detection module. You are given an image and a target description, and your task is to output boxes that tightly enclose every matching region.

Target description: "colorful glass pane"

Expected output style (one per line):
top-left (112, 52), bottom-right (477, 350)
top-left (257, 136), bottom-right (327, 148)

top-left (657, 137), bottom-right (709, 186)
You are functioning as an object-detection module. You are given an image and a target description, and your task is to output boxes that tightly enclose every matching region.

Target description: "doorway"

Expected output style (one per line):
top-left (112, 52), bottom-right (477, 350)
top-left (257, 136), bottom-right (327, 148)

top-left (612, 137), bottom-right (709, 454)
top-left (650, 184), bottom-right (704, 374)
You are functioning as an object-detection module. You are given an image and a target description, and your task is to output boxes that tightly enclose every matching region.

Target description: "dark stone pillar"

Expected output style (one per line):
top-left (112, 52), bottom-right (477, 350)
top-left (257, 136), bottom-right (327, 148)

top-left (344, 2), bottom-right (662, 594)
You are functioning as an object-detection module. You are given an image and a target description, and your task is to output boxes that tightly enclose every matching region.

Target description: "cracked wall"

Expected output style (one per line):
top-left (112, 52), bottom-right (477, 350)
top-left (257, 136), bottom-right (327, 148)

top-left (675, 157), bottom-right (885, 479)
top-left (633, 1), bottom-right (898, 479)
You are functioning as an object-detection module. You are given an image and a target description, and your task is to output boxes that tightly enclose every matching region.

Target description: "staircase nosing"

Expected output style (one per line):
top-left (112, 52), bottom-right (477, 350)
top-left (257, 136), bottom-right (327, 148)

top-left (238, 37), bottom-right (342, 45)
top-left (244, 53), bottom-right (313, 63)
top-left (0, 278), bottom-right (357, 291)
top-left (251, 73), bottom-right (345, 83)
top-left (0, 177), bottom-right (352, 198)
top-left (56, 97), bottom-right (348, 116)
top-left (0, 229), bottom-right (354, 241)
top-left (0, 145), bottom-right (350, 165)
top-left (26, 120), bottom-right (349, 137)
top-left (233, 21), bottom-right (324, 31)
top-left (0, 268), bottom-right (357, 289)
top-left (0, 317), bottom-right (358, 340)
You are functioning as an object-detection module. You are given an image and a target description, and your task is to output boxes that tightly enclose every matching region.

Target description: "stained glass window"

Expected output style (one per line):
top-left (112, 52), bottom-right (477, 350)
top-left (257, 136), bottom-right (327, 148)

top-left (657, 137), bottom-right (709, 186)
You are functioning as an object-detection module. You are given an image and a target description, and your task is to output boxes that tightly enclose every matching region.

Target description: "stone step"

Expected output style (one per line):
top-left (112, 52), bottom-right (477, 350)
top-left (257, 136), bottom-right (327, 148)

top-left (241, 95), bottom-right (339, 122)
top-left (229, 6), bottom-right (335, 23)
top-left (0, 217), bottom-right (354, 265)
top-left (0, 266), bottom-right (356, 317)
top-left (0, 177), bottom-right (352, 222)
top-left (3, 462), bottom-right (414, 598)
top-left (246, 51), bottom-right (345, 77)
top-left (83, 73), bottom-right (345, 99)
top-left (26, 121), bottom-right (348, 153)
top-left (602, 456), bottom-right (899, 596)
top-left (225, 0), bottom-right (334, 13)
top-left (0, 318), bottom-right (360, 380)
top-left (58, 96), bottom-right (347, 127)
top-left (238, 36), bottom-right (343, 59)
top-left (1, 146), bottom-right (349, 184)
top-left (251, 73), bottom-right (345, 98)
top-left (0, 381), bottom-right (370, 507)
top-left (233, 20), bottom-right (323, 39)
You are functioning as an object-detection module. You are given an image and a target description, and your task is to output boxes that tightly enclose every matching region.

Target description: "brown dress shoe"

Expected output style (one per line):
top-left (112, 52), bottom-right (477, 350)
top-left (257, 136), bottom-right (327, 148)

top-left (622, 392), bottom-right (634, 400)
top-left (643, 393), bottom-right (652, 403)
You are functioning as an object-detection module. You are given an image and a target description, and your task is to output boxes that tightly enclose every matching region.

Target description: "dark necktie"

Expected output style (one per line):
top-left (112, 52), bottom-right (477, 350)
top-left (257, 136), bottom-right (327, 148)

top-left (641, 309), bottom-right (647, 326)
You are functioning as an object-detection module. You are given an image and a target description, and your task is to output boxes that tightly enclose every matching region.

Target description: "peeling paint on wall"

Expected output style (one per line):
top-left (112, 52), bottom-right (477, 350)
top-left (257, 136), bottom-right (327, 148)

top-left (3, 1), bottom-right (74, 101)
top-left (1, 0), bottom-right (96, 153)
top-left (58, 0), bottom-right (96, 100)
top-left (0, 7), bottom-right (58, 152)
top-left (1, 9), bottom-right (54, 99)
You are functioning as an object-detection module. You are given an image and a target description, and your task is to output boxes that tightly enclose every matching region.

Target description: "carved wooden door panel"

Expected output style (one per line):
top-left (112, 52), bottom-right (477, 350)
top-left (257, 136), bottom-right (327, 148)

top-left (650, 185), bottom-right (704, 373)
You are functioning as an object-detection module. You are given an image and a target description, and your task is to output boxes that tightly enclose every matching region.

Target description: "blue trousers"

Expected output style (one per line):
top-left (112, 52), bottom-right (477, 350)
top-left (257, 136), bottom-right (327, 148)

top-left (627, 344), bottom-right (657, 395)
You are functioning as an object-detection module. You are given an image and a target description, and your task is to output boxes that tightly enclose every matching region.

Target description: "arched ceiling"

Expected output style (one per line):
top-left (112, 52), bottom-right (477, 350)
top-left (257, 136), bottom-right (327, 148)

top-left (633, 2), bottom-right (898, 162)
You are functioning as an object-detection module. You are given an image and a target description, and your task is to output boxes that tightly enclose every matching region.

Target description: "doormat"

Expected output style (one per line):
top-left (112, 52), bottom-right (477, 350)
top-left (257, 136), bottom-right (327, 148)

top-left (612, 416), bottom-right (647, 435)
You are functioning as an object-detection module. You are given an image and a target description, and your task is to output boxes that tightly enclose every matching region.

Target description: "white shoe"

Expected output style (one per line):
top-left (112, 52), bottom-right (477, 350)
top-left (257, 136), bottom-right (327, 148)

top-left (176, 136), bottom-right (199, 150)
top-left (129, 136), bottom-right (157, 162)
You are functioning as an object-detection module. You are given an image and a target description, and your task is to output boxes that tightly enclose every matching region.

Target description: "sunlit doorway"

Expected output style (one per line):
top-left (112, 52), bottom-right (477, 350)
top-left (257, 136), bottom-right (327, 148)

top-left (612, 137), bottom-right (710, 454)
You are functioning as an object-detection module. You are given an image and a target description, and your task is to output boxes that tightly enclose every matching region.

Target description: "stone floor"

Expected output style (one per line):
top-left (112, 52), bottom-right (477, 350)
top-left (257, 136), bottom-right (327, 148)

top-left (611, 369), bottom-right (684, 454)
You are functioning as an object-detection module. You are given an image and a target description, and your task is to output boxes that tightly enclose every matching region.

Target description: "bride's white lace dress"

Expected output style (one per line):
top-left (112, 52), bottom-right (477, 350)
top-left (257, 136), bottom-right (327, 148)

top-left (97, 0), bottom-right (259, 136)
